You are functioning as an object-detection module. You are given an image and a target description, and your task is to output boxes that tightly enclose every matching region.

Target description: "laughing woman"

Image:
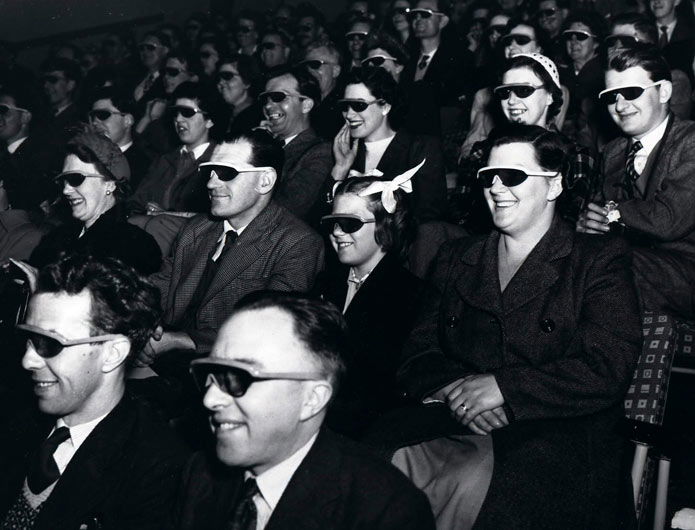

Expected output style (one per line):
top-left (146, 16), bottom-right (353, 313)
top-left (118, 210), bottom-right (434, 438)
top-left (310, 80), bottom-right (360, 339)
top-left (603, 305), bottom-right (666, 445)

top-left (396, 124), bottom-right (640, 529)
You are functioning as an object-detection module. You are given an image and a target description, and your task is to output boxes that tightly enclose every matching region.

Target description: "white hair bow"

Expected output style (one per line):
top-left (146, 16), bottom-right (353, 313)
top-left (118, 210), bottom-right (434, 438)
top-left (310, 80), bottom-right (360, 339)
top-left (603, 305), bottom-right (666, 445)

top-left (357, 159), bottom-right (425, 213)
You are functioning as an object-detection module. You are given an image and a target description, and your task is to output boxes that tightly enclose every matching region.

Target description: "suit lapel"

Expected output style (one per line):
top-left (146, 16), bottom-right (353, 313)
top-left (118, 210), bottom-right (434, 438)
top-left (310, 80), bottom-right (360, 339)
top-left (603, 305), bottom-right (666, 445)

top-left (284, 129), bottom-right (316, 174)
top-left (375, 131), bottom-right (408, 176)
top-left (643, 114), bottom-right (674, 199)
top-left (343, 254), bottom-right (396, 321)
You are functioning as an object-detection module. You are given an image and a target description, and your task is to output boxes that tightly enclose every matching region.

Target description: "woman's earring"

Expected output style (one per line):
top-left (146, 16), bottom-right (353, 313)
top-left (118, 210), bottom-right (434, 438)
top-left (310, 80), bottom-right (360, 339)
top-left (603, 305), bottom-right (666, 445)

top-left (106, 190), bottom-right (112, 195)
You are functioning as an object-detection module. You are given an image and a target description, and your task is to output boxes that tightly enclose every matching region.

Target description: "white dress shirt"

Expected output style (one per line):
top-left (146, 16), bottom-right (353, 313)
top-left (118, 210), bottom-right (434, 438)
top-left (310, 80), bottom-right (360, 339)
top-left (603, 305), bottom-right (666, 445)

top-left (633, 114), bottom-right (669, 174)
top-left (52, 413), bottom-right (110, 473)
top-left (7, 136), bottom-right (27, 154)
top-left (182, 141), bottom-right (210, 161)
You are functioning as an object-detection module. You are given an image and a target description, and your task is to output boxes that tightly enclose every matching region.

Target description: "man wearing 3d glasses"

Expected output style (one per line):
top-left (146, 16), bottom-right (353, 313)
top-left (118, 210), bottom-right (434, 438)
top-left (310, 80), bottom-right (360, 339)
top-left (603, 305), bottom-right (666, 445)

top-left (0, 253), bottom-right (186, 529)
top-left (577, 47), bottom-right (695, 320)
top-left (174, 291), bottom-right (434, 530)
top-left (146, 129), bottom-right (324, 368)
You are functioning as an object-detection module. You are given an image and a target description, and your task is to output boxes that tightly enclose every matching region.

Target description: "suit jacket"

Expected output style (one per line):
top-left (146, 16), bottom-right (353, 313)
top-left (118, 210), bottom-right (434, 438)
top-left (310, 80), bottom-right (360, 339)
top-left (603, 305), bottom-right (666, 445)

top-left (150, 201), bottom-right (324, 353)
top-left (352, 130), bottom-right (447, 223)
top-left (318, 254), bottom-right (425, 437)
top-left (662, 18), bottom-right (695, 82)
top-left (173, 429), bottom-right (435, 530)
top-left (599, 115), bottom-right (695, 264)
top-left (274, 128), bottom-right (332, 226)
top-left (0, 393), bottom-right (188, 530)
top-left (397, 218), bottom-right (640, 529)
top-left (124, 140), bottom-right (153, 192)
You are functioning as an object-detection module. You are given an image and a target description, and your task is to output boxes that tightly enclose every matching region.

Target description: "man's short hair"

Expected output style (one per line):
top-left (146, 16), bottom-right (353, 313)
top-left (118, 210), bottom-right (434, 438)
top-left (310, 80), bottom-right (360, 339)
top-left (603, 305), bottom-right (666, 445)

top-left (610, 12), bottom-right (658, 45)
top-left (305, 40), bottom-right (343, 64)
top-left (142, 30), bottom-right (172, 50)
top-left (262, 29), bottom-right (292, 48)
top-left (296, 2), bottom-right (326, 28)
top-left (35, 253), bottom-right (161, 365)
top-left (267, 66), bottom-right (322, 105)
top-left (40, 57), bottom-right (82, 85)
top-left (0, 82), bottom-right (39, 116)
top-left (364, 31), bottom-right (410, 65)
top-left (90, 85), bottom-right (136, 116)
top-left (226, 128), bottom-right (285, 177)
top-left (233, 291), bottom-right (349, 388)
top-left (608, 47), bottom-right (672, 83)
top-left (219, 54), bottom-right (264, 97)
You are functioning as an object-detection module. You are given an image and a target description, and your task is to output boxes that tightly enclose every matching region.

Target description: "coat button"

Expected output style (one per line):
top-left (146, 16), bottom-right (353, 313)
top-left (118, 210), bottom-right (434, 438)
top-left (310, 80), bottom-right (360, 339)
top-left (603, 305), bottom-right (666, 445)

top-left (540, 318), bottom-right (555, 333)
top-left (447, 316), bottom-right (459, 328)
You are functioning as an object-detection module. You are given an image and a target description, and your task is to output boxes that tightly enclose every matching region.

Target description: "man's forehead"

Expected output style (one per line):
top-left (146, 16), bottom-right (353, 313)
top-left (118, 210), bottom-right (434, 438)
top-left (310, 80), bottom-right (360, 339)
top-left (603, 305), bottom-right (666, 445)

top-left (27, 291), bottom-right (93, 333)
top-left (539, 0), bottom-right (558, 8)
top-left (612, 24), bottom-right (639, 37)
top-left (266, 74), bottom-right (299, 93)
top-left (210, 139), bottom-right (254, 165)
top-left (263, 34), bottom-right (283, 44)
top-left (306, 47), bottom-right (330, 61)
top-left (416, 0), bottom-right (438, 10)
top-left (606, 66), bottom-right (652, 86)
top-left (93, 98), bottom-right (118, 111)
top-left (0, 94), bottom-right (17, 106)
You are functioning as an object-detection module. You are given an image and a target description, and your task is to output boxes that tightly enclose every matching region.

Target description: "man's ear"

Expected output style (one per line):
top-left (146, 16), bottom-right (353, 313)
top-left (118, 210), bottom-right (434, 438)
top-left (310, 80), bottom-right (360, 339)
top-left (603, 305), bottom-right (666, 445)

top-left (123, 112), bottom-right (134, 128)
top-left (205, 117), bottom-right (214, 130)
top-left (658, 80), bottom-right (673, 104)
top-left (21, 110), bottom-right (32, 127)
top-left (332, 63), bottom-right (342, 79)
top-left (102, 338), bottom-right (131, 373)
top-left (255, 168), bottom-right (277, 194)
top-left (439, 14), bottom-right (449, 30)
top-left (301, 97), bottom-right (314, 114)
top-left (66, 79), bottom-right (76, 94)
top-left (299, 380), bottom-right (333, 421)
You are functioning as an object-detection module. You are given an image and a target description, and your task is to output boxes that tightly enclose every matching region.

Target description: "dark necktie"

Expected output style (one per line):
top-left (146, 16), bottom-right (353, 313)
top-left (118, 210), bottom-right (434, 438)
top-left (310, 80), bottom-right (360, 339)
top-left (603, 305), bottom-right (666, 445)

top-left (228, 477), bottom-right (259, 530)
top-left (179, 229), bottom-right (238, 328)
top-left (659, 25), bottom-right (668, 48)
top-left (626, 140), bottom-right (643, 182)
top-left (27, 426), bottom-right (70, 494)
top-left (417, 54), bottom-right (430, 70)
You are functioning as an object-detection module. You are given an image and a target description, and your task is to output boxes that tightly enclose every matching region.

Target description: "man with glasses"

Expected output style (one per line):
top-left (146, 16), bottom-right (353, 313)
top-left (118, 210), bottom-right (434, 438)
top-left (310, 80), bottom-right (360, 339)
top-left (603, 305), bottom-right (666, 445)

top-left (577, 47), bottom-right (695, 320)
top-left (133, 31), bottom-right (170, 104)
top-left (145, 130), bottom-right (323, 371)
top-left (40, 57), bottom-right (81, 144)
top-left (0, 253), bottom-right (186, 529)
top-left (235, 12), bottom-right (260, 58)
top-left (535, 0), bottom-right (568, 63)
top-left (303, 41), bottom-right (344, 140)
top-left (649, 0), bottom-right (695, 83)
top-left (400, 0), bottom-right (473, 136)
top-left (260, 68), bottom-right (333, 224)
top-left (294, 5), bottom-right (326, 51)
top-left (174, 291), bottom-right (434, 530)
top-left (259, 30), bottom-right (291, 72)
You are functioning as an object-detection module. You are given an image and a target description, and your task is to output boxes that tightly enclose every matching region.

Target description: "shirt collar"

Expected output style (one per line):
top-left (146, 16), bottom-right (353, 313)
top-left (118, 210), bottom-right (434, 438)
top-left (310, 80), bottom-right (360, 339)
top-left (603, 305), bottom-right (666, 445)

top-left (283, 133), bottom-right (299, 146)
top-left (247, 432), bottom-right (318, 511)
top-left (119, 141), bottom-right (133, 152)
top-left (7, 136), bottom-right (28, 154)
top-left (219, 219), bottom-right (247, 239)
top-left (419, 46), bottom-right (438, 59)
top-left (635, 114), bottom-right (669, 153)
top-left (182, 142), bottom-right (210, 160)
top-left (55, 411), bottom-right (110, 452)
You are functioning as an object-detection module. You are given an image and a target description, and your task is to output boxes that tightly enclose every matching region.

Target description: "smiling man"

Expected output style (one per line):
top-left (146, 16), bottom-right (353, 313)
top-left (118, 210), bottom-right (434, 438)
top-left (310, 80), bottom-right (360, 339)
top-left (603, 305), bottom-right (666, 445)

top-left (174, 291), bottom-right (435, 530)
top-left (577, 47), bottom-right (695, 319)
top-left (0, 253), bottom-right (186, 530)
top-left (147, 129), bottom-right (324, 366)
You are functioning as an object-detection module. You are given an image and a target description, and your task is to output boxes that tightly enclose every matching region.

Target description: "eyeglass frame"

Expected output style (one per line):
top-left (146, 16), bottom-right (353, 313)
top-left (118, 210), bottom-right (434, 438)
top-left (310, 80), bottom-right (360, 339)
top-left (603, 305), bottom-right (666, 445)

top-left (597, 81), bottom-right (662, 105)
top-left (199, 162), bottom-right (274, 182)
top-left (16, 323), bottom-right (126, 358)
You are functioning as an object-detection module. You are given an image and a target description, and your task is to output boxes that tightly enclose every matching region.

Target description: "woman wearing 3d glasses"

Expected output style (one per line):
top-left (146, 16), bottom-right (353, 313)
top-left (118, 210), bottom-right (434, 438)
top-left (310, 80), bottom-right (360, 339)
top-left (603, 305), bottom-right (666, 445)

top-left (12, 126), bottom-right (161, 288)
top-left (394, 124), bottom-right (640, 529)
top-left (315, 163), bottom-right (424, 438)
top-left (331, 66), bottom-right (447, 224)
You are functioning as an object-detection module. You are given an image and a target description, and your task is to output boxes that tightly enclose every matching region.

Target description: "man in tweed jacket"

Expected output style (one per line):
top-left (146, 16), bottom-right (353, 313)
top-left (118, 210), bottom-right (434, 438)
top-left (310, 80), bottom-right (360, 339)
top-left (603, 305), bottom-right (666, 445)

top-left (146, 129), bottom-right (324, 359)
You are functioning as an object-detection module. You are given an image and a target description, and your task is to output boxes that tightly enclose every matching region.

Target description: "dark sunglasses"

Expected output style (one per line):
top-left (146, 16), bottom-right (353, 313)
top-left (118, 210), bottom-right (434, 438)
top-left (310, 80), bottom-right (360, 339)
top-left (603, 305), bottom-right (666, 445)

top-left (171, 105), bottom-right (205, 118)
top-left (338, 98), bottom-right (384, 112)
top-left (302, 59), bottom-right (330, 70)
top-left (0, 103), bottom-right (28, 115)
top-left (538, 7), bottom-right (558, 17)
top-left (259, 91), bottom-right (305, 105)
top-left (562, 30), bottom-right (596, 42)
top-left (190, 358), bottom-right (323, 397)
top-left (488, 24), bottom-right (507, 34)
top-left (598, 82), bottom-right (661, 105)
top-left (320, 214), bottom-right (376, 233)
top-left (501, 34), bottom-right (534, 46)
top-left (199, 163), bottom-right (273, 182)
top-left (261, 41), bottom-right (279, 50)
top-left (604, 34), bottom-right (639, 48)
top-left (237, 26), bottom-right (253, 34)
top-left (88, 109), bottom-right (125, 121)
top-left (391, 7), bottom-right (408, 16)
top-left (164, 67), bottom-right (184, 77)
top-left (55, 171), bottom-right (105, 187)
top-left (200, 51), bottom-right (215, 59)
top-left (298, 24), bottom-right (314, 32)
top-left (493, 84), bottom-right (544, 100)
top-left (217, 71), bottom-right (237, 81)
top-left (346, 32), bottom-right (368, 41)
top-left (477, 166), bottom-right (558, 188)
top-left (361, 55), bottom-right (397, 67)
top-left (138, 43), bottom-right (160, 52)
top-left (16, 323), bottom-right (124, 359)
top-left (406, 8), bottom-right (444, 21)
top-left (42, 75), bottom-right (65, 84)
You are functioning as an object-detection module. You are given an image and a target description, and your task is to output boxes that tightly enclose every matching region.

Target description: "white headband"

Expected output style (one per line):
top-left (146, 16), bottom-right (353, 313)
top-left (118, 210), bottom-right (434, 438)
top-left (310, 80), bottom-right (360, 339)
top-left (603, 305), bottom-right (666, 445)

top-left (355, 159), bottom-right (426, 213)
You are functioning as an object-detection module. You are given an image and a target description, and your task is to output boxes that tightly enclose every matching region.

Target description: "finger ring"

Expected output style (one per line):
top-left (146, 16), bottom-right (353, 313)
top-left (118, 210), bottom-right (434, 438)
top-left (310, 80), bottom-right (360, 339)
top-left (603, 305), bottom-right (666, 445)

top-left (460, 404), bottom-right (468, 412)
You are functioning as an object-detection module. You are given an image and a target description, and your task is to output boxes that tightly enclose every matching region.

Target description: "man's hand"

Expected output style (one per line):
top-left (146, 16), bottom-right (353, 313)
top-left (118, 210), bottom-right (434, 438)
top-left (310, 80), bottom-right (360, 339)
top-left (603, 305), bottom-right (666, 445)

top-left (137, 330), bottom-right (194, 366)
top-left (446, 374), bottom-right (506, 432)
top-left (576, 202), bottom-right (611, 234)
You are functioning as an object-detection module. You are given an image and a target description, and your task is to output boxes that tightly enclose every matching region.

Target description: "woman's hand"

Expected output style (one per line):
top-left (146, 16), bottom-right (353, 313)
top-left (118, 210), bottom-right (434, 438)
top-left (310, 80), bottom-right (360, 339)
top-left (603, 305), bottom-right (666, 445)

top-left (146, 201), bottom-right (165, 215)
top-left (331, 123), bottom-right (358, 181)
top-left (446, 374), bottom-right (506, 429)
top-left (9, 258), bottom-right (38, 293)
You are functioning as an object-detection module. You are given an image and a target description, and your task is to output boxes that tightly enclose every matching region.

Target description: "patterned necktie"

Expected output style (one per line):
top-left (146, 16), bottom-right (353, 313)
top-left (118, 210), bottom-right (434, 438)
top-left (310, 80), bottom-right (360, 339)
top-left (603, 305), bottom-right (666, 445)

top-left (228, 477), bottom-right (259, 530)
top-left (27, 426), bottom-right (70, 494)
top-left (417, 54), bottom-right (429, 70)
top-left (659, 25), bottom-right (668, 48)
top-left (626, 140), bottom-right (643, 182)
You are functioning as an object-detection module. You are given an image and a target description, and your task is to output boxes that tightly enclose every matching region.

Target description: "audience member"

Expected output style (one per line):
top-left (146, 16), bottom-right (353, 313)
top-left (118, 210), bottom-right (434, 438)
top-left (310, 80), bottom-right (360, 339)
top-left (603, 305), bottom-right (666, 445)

top-left (650, 0), bottom-right (695, 82)
top-left (577, 47), bottom-right (695, 320)
top-left (259, 30), bottom-right (291, 72)
top-left (535, 0), bottom-right (569, 64)
top-left (260, 68), bottom-right (333, 223)
top-left (295, 5), bottom-right (327, 50)
top-left (198, 37), bottom-right (230, 89)
top-left (396, 124), bottom-right (640, 529)
top-left (174, 291), bottom-right (436, 530)
top-left (383, 0), bottom-right (412, 44)
top-left (133, 31), bottom-right (170, 103)
top-left (344, 18), bottom-right (373, 70)
top-left (0, 253), bottom-right (187, 529)
top-left (302, 41), bottom-right (344, 140)
top-left (235, 11), bottom-right (261, 57)
top-left (146, 129), bottom-right (324, 363)
top-left (362, 31), bottom-right (410, 82)
top-left (40, 57), bottom-right (82, 143)
top-left (217, 54), bottom-right (263, 138)
top-left (331, 67), bottom-right (448, 223)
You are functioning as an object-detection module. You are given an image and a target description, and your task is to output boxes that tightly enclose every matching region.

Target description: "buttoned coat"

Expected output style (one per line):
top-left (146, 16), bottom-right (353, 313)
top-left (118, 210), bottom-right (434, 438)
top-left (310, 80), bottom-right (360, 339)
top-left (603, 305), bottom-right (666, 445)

top-left (398, 218), bottom-right (641, 529)
top-left (0, 393), bottom-right (187, 530)
top-left (150, 201), bottom-right (324, 353)
top-left (172, 429), bottom-right (435, 530)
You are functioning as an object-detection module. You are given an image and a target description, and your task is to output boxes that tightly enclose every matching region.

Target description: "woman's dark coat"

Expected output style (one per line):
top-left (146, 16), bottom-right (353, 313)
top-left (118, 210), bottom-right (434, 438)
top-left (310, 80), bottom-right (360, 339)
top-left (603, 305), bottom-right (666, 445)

top-left (398, 218), bottom-right (641, 529)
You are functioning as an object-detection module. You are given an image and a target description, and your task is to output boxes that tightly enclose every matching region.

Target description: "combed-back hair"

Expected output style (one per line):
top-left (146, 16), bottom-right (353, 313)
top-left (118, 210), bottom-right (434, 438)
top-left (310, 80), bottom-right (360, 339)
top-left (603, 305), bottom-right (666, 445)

top-left (609, 13), bottom-right (658, 44)
top-left (35, 252), bottom-right (161, 367)
top-left (224, 128), bottom-right (285, 179)
top-left (608, 47), bottom-right (672, 82)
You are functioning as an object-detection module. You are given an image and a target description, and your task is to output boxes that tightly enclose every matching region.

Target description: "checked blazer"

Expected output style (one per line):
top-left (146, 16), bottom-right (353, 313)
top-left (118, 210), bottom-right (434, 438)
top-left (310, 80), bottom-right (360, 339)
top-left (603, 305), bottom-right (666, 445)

top-left (150, 201), bottom-right (324, 353)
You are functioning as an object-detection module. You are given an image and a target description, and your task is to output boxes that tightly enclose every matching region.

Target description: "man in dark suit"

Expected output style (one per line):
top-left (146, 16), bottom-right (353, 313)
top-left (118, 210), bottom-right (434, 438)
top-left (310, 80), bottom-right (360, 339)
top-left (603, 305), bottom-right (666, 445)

top-left (650, 0), bottom-right (695, 82)
top-left (0, 253), bottom-right (187, 530)
top-left (261, 67), bottom-right (333, 225)
top-left (578, 47), bottom-right (695, 319)
top-left (146, 129), bottom-right (324, 361)
top-left (399, 0), bottom-right (474, 136)
top-left (174, 291), bottom-right (435, 530)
